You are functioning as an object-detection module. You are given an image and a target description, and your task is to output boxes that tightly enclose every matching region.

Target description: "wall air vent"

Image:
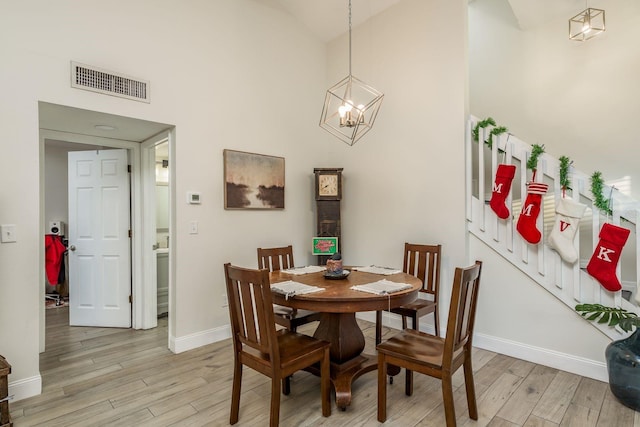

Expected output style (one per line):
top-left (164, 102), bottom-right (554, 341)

top-left (71, 61), bottom-right (150, 103)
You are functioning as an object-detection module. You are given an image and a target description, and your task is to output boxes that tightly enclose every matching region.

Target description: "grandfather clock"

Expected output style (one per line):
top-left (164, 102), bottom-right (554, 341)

top-left (314, 168), bottom-right (343, 265)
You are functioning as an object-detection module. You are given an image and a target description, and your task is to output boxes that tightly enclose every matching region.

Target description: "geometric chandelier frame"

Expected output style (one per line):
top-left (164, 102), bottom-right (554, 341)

top-left (319, 0), bottom-right (384, 146)
top-left (569, 7), bottom-right (605, 41)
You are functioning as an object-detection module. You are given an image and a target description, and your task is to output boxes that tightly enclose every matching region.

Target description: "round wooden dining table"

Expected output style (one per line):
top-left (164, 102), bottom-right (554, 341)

top-left (270, 268), bottom-right (421, 409)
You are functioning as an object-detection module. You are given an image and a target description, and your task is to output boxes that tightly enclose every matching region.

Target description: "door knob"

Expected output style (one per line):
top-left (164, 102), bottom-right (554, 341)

top-left (69, 245), bottom-right (76, 251)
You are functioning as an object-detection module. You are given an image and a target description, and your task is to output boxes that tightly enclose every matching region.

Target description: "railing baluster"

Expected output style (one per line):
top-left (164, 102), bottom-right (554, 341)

top-left (505, 140), bottom-right (514, 253)
top-left (478, 125), bottom-right (486, 232)
top-left (465, 119), bottom-right (473, 222)
top-left (520, 147), bottom-right (529, 265)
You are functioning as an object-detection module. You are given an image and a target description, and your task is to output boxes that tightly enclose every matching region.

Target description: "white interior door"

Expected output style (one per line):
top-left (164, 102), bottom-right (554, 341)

top-left (68, 149), bottom-right (131, 327)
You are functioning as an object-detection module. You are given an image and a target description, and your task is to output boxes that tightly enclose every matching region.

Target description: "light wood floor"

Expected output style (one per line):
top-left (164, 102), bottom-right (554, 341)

top-left (9, 307), bottom-right (640, 426)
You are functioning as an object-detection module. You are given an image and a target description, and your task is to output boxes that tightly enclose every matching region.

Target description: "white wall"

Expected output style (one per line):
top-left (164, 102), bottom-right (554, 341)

top-left (330, 0), bottom-right (469, 297)
top-left (1, 0), bottom-right (469, 400)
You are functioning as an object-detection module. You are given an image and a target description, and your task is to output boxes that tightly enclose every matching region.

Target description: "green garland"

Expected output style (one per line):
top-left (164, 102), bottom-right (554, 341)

top-left (559, 156), bottom-right (571, 191)
top-left (472, 117), bottom-right (508, 151)
top-left (472, 117), bottom-right (496, 142)
top-left (526, 144), bottom-right (545, 171)
top-left (591, 171), bottom-right (613, 216)
top-left (487, 126), bottom-right (508, 150)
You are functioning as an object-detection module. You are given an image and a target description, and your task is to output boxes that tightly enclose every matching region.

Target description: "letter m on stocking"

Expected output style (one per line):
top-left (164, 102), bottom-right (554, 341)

top-left (521, 203), bottom-right (534, 217)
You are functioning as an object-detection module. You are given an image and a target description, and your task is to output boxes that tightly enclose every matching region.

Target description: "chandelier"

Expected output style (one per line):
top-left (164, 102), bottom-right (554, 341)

top-left (319, 0), bottom-right (384, 146)
top-left (569, 6), bottom-right (605, 41)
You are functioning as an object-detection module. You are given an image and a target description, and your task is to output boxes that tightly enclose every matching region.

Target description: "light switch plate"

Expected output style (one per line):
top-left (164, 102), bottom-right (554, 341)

top-left (1, 224), bottom-right (17, 243)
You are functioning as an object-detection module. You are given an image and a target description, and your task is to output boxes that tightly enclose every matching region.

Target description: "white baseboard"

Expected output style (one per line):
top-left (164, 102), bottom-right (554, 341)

top-left (357, 312), bottom-right (608, 382)
top-left (170, 325), bottom-right (231, 354)
top-left (9, 375), bottom-right (42, 402)
top-left (471, 333), bottom-right (608, 382)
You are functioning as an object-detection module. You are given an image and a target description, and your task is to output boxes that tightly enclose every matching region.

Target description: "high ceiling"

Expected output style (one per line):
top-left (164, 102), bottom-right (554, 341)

top-left (41, 0), bottom-right (590, 144)
top-left (255, 0), bottom-right (597, 40)
top-left (507, 0), bottom-right (595, 30)
top-left (251, 0), bottom-right (402, 42)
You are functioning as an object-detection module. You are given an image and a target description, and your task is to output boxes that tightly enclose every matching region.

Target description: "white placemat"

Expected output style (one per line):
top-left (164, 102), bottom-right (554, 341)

top-left (271, 280), bottom-right (324, 299)
top-left (351, 279), bottom-right (412, 295)
top-left (352, 265), bottom-right (402, 275)
top-left (281, 265), bottom-right (327, 275)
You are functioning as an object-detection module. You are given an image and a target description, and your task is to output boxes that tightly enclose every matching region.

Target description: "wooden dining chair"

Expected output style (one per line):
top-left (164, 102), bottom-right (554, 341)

top-left (257, 245), bottom-right (322, 332)
top-left (224, 263), bottom-right (331, 427)
top-left (375, 243), bottom-right (442, 345)
top-left (377, 261), bottom-right (482, 427)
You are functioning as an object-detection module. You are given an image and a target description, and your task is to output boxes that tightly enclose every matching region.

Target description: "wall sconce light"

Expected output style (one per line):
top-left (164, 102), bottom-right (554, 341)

top-left (319, 0), bottom-right (384, 146)
top-left (569, 7), bottom-right (605, 41)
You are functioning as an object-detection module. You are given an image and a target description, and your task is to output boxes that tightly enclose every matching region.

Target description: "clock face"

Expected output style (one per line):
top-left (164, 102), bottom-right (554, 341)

top-left (319, 174), bottom-right (339, 197)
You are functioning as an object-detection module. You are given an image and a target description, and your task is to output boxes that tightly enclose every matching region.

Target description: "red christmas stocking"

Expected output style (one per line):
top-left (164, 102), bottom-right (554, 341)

top-left (516, 182), bottom-right (548, 244)
top-left (586, 223), bottom-right (630, 292)
top-left (490, 164), bottom-right (516, 219)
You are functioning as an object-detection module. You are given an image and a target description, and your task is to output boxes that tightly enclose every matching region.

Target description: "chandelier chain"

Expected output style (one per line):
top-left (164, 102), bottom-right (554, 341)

top-left (348, 0), bottom-right (352, 76)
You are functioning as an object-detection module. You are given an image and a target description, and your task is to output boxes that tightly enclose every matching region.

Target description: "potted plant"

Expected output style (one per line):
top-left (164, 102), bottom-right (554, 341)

top-left (575, 303), bottom-right (640, 411)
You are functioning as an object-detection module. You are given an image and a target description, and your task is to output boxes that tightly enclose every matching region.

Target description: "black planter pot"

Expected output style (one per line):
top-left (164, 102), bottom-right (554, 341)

top-left (606, 328), bottom-right (640, 411)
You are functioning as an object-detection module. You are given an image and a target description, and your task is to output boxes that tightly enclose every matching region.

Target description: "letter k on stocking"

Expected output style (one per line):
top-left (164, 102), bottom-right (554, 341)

top-left (586, 223), bottom-right (630, 292)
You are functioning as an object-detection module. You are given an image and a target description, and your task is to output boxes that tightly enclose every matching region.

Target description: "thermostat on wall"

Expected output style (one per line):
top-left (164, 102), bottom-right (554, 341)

top-left (187, 192), bottom-right (201, 204)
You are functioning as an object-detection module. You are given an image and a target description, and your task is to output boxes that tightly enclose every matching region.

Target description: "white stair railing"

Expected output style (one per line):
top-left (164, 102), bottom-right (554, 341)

top-left (466, 116), bottom-right (640, 340)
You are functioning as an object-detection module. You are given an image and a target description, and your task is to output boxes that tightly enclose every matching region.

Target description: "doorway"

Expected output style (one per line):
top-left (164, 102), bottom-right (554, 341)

top-left (39, 102), bottom-right (174, 353)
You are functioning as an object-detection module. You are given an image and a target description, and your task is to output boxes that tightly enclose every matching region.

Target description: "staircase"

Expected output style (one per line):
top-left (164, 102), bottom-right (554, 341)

top-left (465, 116), bottom-right (640, 341)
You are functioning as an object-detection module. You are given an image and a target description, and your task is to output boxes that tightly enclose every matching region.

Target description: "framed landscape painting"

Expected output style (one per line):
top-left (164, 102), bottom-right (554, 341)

top-left (224, 149), bottom-right (285, 209)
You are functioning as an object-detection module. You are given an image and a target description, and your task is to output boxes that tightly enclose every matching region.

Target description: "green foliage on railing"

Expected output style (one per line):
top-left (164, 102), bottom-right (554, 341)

top-left (487, 126), bottom-right (508, 150)
top-left (472, 117), bottom-right (508, 151)
top-left (591, 171), bottom-right (613, 216)
top-left (559, 156), bottom-right (572, 191)
top-left (472, 117), bottom-right (496, 143)
top-left (526, 144), bottom-right (545, 171)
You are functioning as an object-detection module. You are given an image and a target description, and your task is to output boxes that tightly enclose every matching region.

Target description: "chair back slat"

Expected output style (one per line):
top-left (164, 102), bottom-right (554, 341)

top-left (224, 263), bottom-right (277, 358)
top-left (403, 243), bottom-right (441, 296)
top-left (444, 261), bottom-right (482, 362)
top-left (258, 245), bottom-right (295, 272)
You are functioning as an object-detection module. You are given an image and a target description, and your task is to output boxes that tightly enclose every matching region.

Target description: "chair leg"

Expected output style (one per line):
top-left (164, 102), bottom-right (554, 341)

top-left (403, 314), bottom-right (419, 395)
top-left (401, 314), bottom-right (407, 330)
top-left (284, 322), bottom-right (294, 396)
top-left (434, 307), bottom-right (440, 337)
top-left (321, 347), bottom-right (331, 417)
top-left (375, 311), bottom-right (382, 345)
top-left (377, 353), bottom-right (388, 422)
top-left (405, 367), bottom-right (414, 396)
top-left (441, 375), bottom-right (457, 427)
top-left (230, 360), bottom-right (242, 425)
top-left (463, 355), bottom-right (478, 420)
top-left (270, 378), bottom-right (281, 427)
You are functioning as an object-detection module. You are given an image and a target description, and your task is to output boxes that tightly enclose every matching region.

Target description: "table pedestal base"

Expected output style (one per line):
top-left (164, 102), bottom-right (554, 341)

top-left (306, 353), bottom-right (378, 410)
top-left (310, 312), bottom-right (392, 409)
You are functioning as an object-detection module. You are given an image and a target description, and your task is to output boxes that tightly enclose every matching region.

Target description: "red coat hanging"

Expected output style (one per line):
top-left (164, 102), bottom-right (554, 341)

top-left (45, 234), bottom-right (66, 285)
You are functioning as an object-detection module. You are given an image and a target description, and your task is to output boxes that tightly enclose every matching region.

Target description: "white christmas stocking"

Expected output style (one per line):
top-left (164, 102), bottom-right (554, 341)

top-left (547, 197), bottom-right (587, 263)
